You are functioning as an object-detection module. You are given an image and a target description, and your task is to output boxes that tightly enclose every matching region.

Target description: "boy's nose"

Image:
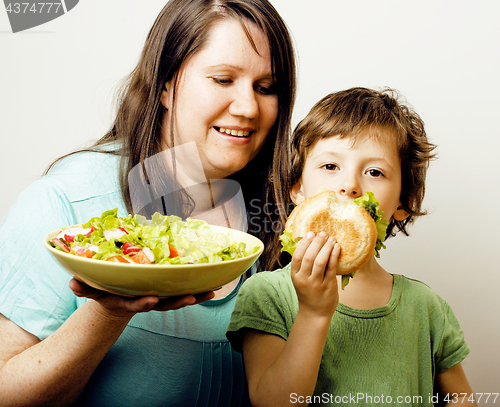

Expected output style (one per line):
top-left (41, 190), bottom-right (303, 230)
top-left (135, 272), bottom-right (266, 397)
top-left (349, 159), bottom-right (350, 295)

top-left (339, 187), bottom-right (361, 198)
top-left (338, 175), bottom-right (362, 199)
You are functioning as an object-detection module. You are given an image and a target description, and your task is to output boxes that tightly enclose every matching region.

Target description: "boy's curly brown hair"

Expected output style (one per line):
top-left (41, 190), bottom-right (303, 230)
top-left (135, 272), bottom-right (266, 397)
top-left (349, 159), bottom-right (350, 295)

top-left (289, 87), bottom-right (437, 238)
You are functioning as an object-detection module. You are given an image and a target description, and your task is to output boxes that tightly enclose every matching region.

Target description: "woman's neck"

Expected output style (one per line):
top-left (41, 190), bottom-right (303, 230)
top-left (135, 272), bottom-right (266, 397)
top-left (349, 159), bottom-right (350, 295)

top-left (157, 142), bottom-right (246, 229)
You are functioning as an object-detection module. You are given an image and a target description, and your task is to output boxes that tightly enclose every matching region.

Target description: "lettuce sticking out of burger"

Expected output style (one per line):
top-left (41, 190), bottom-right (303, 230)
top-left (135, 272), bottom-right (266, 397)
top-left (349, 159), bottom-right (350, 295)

top-left (279, 190), bottom-right (389, 289)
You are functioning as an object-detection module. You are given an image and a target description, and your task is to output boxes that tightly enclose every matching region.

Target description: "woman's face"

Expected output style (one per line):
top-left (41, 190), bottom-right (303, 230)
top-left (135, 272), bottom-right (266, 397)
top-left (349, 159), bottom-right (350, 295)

top-left (161, 19), bottom-right (278, 181)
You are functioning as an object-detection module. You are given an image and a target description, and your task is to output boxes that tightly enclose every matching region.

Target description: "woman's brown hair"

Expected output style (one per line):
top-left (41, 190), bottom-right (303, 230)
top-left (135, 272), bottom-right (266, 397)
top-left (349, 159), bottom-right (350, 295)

top-left (290, 87), bottom-right (436, 238)
top-left (46, 0), bottom-right (296, 271)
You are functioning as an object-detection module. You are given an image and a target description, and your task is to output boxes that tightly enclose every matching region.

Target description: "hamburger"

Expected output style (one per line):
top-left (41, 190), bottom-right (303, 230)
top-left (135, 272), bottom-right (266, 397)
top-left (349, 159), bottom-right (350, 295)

top-left (280, 190), bottom-right (389, 288)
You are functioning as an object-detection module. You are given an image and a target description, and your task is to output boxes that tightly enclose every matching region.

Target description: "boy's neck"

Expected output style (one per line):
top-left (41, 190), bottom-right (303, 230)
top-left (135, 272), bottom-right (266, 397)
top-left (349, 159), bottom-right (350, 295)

top-left (336, 257), bottom-right (394, 310)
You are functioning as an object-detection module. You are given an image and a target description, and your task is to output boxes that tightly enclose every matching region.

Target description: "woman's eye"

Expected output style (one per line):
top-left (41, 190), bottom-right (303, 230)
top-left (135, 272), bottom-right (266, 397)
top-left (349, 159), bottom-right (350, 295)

top-left (212, 77), bottom-right (232, 85)
top-left (255, 82), bottom-right (276, 95)
top-left (367, 169), bottom-right (383, 177)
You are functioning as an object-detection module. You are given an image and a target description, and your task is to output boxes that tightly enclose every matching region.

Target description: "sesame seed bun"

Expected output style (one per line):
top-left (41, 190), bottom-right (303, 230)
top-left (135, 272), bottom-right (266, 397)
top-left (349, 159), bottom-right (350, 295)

top-left (286, 190), bottom-right (377, 275)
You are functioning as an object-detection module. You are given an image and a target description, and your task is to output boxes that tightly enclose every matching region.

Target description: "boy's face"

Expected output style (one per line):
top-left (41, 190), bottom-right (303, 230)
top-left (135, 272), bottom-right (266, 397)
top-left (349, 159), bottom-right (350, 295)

top-left (291, 128), bottom-right (409, 222)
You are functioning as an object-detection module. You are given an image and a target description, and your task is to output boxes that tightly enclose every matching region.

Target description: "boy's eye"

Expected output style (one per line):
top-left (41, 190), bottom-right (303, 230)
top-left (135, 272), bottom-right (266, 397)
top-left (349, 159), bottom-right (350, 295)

top-left (367, 169), bottom-right (383, 177)
top-left (322, 163), bottom-right (338, 171)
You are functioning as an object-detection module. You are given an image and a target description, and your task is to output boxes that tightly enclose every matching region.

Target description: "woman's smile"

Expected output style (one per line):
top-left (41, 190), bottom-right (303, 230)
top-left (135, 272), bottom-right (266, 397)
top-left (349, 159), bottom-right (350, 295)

top-left (213, 126), bottom-right (252, 138)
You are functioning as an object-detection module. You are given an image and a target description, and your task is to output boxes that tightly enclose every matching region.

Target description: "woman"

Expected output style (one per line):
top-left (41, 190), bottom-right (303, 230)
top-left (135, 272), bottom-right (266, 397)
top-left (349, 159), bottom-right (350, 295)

top-left (0, 0), bottom-right (296, 405)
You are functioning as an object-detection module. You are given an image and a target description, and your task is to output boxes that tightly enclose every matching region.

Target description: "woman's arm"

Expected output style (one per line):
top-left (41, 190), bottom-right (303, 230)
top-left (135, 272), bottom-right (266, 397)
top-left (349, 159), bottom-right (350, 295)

top-left (435, 363), bottom-right (478, 406)
top-left (0, 280), bottom-right (213, 407)
top-left (0, 303), bottom-right (132, 407)
top-left (241, 232), bottom-right (340, 407)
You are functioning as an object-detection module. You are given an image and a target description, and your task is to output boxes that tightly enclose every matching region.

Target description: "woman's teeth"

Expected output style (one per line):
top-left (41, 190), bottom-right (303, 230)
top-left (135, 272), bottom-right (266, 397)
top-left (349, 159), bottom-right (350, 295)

top-left (217, 127), bottom-right (250, 137)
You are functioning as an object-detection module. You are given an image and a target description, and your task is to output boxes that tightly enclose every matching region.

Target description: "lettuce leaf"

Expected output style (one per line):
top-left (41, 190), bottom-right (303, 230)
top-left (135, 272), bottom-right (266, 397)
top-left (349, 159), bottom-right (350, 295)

top-left (279, 229), bottom-right (299, 257)
top-left (353, 191), bottom-right (389, 258)
top-left (53, 209), bottom-right (255, 264)
top-left (341, 273), bottom-right (355, 290)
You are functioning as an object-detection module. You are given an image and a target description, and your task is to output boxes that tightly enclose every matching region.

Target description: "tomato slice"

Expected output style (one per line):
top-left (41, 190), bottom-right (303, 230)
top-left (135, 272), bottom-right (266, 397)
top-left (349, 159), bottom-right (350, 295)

top-left (168, 244), bottom-right (179, 258)
top-left (130, 250), bottom-right (152, 264)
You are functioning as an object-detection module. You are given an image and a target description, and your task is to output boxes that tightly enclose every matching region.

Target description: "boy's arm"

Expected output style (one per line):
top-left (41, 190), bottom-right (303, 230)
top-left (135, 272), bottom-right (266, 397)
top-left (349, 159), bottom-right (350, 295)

top-left (241, 232), bottom-right (340, 407)
top-left (436, 363), bottom-right (477, 406)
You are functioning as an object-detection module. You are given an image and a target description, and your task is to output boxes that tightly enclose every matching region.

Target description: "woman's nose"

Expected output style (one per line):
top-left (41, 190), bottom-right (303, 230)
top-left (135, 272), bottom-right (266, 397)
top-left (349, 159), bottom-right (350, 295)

top-left (229, 85), bottom-right (259, 119)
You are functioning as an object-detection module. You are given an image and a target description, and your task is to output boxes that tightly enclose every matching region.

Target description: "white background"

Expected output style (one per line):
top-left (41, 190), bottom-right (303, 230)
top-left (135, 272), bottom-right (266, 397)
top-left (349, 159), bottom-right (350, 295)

top-left (1, 0), bottom-right (499, 398)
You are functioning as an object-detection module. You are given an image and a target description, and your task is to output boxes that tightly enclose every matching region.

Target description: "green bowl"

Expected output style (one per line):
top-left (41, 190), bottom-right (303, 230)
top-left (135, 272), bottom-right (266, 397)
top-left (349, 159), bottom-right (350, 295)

top-left (43, 225), bottom-right (263, 297)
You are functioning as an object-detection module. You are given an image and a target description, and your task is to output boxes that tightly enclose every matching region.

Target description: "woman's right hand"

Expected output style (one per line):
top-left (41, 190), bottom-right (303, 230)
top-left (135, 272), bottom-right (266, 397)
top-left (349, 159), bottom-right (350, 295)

top-left (69, 278), bottom-right (215, 317)
top-left (290, 231), bottom-right (340, 319)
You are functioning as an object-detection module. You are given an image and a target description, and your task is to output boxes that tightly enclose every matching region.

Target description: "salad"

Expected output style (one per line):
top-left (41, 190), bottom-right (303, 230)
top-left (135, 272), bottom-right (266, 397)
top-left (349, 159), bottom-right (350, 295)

top-left (48, 209), bottom-right (257, 265)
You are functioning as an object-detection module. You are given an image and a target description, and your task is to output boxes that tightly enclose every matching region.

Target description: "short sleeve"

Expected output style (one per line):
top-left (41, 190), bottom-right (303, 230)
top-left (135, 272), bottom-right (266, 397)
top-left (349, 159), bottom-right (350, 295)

top-left (434, 300), bottom-right (471, 373)
top-left (0, 152), bottom-right (124, 340)
top-left (0, 177), bottom-right (80, 339)
top-left (226, 267), bottom-right (297, 353)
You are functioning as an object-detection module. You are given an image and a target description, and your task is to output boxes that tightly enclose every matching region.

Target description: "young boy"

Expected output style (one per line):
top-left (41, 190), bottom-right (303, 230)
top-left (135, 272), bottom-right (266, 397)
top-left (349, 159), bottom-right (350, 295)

top-left (227, 88), bottom-right (476, 406)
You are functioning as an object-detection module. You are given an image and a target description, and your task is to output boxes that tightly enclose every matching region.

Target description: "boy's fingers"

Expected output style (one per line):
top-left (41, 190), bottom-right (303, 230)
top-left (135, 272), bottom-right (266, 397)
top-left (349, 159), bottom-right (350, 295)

top-left (292, 232), bottom-right (333, 278)
top-left (298, 232), bottom-right (330, 275)
top-left (310, 235), bottom-right (336, 279)
top-left (290, 231), bottom-right (315, 273)
top-left (324, 242), bottom-right (341, 280)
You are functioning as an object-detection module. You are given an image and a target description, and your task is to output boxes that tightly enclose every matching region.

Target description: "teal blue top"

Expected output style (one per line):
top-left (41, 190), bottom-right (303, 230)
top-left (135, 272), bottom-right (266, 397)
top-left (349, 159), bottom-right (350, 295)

top-left (0, 150), bottom-right (250, 406)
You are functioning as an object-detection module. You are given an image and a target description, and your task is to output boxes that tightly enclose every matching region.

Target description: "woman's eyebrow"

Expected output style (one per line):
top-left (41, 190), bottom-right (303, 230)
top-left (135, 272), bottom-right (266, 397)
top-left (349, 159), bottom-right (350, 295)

top-left (207, 64), bottom-right (273, 78)
top-left (208, 64), bottom-right (243, 71)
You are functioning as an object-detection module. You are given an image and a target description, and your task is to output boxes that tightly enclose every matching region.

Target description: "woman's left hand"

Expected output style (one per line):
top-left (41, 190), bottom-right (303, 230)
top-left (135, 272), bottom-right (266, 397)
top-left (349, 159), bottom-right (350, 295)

top-left (69, 278), bottom-right (215, 315)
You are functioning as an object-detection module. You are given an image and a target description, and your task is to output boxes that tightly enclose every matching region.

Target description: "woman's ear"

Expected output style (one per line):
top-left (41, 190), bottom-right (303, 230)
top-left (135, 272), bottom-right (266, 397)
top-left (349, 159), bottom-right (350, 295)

top-left (290, 181), bottom-right (305, 205)
top-left (160, 83), bottom-right (172, 110)
top-left (393, 205), bottom-right (410, 221)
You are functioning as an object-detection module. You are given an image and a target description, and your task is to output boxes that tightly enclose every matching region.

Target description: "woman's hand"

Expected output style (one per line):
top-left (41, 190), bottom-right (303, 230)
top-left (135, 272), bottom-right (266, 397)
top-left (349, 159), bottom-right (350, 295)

top-left (290, 231), bottom-right (340, 319)
top-left (69, 278), bottom-right (215, 318)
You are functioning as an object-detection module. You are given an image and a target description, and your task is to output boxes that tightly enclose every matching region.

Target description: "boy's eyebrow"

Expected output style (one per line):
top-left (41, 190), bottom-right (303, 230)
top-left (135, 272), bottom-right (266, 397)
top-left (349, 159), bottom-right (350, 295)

top-left (308, 151), bottom-right (341, 160)
top-left (364, 157), bottom-right (396, 169)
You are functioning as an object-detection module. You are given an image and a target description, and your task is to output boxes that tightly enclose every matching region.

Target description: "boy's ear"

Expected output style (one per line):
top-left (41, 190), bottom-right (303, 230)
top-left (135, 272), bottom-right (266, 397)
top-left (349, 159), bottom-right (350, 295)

top-left (290, 181), bottom-right (305, 205)
top-left (393, 205), bottom-right (410, 221)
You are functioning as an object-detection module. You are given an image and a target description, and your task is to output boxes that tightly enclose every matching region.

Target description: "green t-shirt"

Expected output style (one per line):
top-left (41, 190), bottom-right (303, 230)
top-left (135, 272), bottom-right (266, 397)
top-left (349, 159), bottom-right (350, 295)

top-left (227, 265), bottom-right (470, 406)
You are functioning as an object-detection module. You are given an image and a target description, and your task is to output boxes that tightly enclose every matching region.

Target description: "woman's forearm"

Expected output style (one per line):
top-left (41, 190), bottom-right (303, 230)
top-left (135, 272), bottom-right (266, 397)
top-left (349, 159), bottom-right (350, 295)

top-left (249, 310), bottom-right (332, 407)
top-left (0, 300), bottom-right (132, 407)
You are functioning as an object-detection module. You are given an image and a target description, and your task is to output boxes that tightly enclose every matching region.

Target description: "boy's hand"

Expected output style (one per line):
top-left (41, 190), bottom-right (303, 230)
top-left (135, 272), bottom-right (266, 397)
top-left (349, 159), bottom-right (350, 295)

top-left (290, 231), bottom-right (340, 318)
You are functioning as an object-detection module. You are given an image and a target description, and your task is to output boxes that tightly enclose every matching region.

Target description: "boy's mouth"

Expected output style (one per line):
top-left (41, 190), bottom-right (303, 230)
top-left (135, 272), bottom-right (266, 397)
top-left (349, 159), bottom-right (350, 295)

top-left (213, 126), bottom-right (251, 138)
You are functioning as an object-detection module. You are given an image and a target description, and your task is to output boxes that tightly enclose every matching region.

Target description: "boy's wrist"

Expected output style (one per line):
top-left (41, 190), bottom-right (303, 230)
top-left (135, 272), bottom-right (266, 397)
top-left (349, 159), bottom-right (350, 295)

top-left (295, 305), bottom-right (336, 329)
